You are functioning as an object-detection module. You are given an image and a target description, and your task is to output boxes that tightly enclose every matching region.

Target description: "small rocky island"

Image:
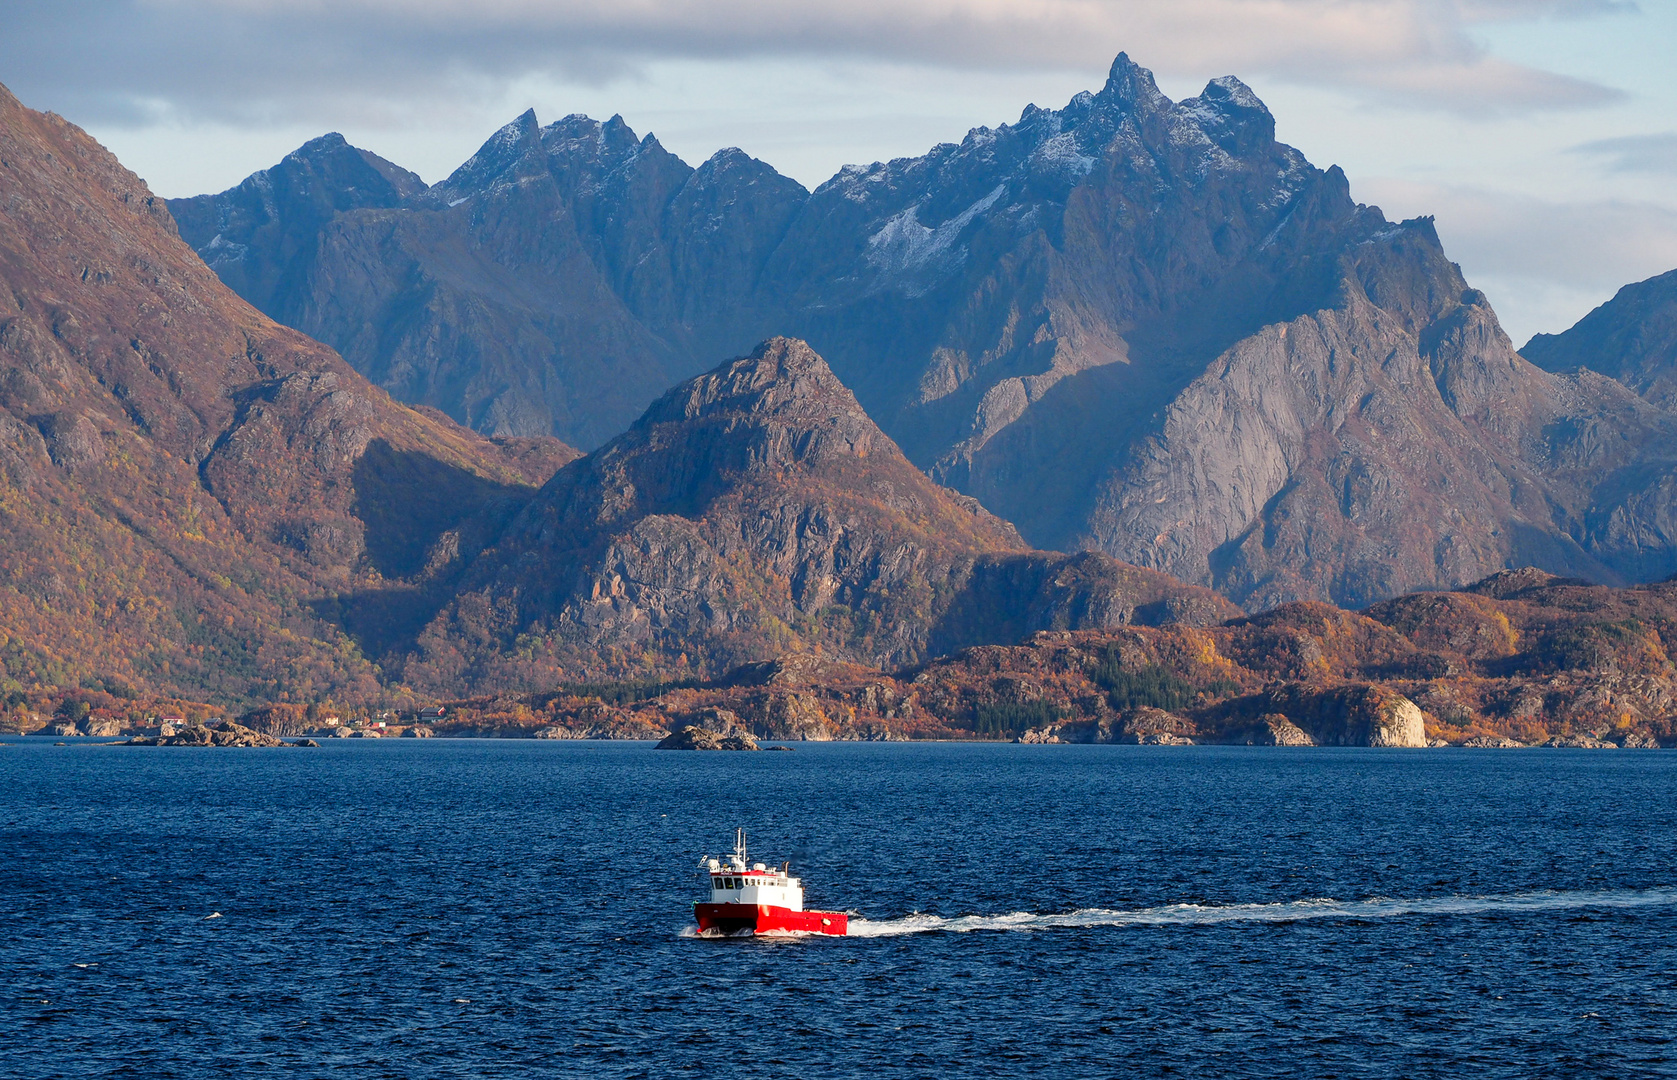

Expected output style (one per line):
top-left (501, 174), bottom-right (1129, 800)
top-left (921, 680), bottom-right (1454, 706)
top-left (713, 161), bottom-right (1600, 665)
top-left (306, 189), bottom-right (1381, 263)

top-left (655, 726), bottom-right (760, 751)
top-left (125, 721), bottom-right (316, 748)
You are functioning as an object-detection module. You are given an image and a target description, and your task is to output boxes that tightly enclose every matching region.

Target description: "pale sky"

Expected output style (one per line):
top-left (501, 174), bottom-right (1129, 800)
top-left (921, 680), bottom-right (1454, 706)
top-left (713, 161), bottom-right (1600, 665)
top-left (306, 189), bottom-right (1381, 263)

top-left (6, 0), bottom-right (1675, 345)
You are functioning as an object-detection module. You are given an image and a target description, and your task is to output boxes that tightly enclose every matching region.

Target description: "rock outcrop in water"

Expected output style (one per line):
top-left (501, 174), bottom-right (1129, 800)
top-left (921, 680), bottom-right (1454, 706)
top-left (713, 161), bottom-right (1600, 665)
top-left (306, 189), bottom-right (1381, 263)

top-left (655, 725), bottom-right (759, 750)
top-left (124, 720), bottom-right (310, 747)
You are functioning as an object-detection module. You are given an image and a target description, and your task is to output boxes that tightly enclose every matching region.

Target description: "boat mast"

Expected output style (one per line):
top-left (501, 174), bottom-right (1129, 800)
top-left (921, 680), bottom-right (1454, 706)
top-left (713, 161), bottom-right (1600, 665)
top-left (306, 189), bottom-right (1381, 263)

top-left (735, 826), bottom-right (748, 865)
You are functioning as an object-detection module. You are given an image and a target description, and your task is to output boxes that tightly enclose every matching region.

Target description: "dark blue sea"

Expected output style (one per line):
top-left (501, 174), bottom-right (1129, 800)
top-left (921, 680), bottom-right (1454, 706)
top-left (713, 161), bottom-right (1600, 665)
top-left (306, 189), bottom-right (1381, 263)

top-left (4, 739), bottom-right (1676, 1078)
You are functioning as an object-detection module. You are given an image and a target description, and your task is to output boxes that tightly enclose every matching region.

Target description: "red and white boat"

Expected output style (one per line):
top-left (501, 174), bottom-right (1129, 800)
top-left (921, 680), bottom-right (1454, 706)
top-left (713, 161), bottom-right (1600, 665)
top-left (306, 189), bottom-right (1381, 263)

top-left (694, 829), bottom-right (848, 937)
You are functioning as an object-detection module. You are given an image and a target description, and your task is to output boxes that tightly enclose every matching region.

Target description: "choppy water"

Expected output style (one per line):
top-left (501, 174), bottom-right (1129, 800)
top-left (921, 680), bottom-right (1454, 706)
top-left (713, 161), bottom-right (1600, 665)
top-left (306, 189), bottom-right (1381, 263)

top-left (3, 739), bottom-right (1675, 1077)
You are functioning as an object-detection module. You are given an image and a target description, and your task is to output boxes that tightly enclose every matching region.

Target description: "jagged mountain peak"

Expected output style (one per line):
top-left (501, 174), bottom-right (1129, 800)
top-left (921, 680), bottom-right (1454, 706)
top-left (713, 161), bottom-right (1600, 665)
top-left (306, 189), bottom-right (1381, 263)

top-left (1203, 75), bottom-right (1266, 111)
top-left (810, 51), bottom-right (1311, 237)
top-left (575, 338), bottom-right (953, 520)
top-left (641, 337), bottom-right (864, 430)
top-left (540, 112), bottom-right (639, 155)
top-left (425, 106), bottom-right (695, 209)
top-left (288, 131), bottom-right (350, 157)
top-left (496, 337), bottom-right (1026, 573)
top-left (433, 107), bottom-right (543, 195)
top-left (698, 145), bottom-right (781, 177)
top-left (1181, 76), bottom-right (1276, 154)
top-left (169, 127), bottom-right (424, 313)
top-left (1098, 51), bottom-right (1173, 112)
top-left (186, 129), bottom-right (425, 216)
top-left (267, 133), bottom-right (426, 201)
top-left (541, 113), bottom-right (685, 182)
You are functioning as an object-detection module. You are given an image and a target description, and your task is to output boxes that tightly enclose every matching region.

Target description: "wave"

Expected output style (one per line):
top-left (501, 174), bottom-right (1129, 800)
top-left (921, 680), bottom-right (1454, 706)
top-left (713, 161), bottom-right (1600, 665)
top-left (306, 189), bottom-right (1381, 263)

top-left (843, 888), bottom-right (1677, 938)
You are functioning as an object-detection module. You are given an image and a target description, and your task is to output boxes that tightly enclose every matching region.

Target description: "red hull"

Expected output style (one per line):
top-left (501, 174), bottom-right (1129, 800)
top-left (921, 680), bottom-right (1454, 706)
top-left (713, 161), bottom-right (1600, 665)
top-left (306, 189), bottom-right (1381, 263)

top-left (694, 903), bottom-right (848, 936)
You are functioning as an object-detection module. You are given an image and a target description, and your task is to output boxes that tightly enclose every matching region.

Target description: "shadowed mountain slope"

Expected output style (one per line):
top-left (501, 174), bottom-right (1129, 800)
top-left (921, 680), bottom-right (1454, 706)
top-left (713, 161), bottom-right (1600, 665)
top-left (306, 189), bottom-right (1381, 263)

top-left (0, 83), bottom-right (576, 705)
top-left (1523, 267), bottom-right (1677, 407)
top-left (173, 56), bottom-right (1677, 610)
top-left (390, 337), bottom-right (1237, 693)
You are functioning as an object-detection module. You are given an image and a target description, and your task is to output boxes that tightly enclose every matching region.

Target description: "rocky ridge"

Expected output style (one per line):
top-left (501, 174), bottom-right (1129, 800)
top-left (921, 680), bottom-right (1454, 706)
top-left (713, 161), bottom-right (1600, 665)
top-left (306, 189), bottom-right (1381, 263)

top-left (431, 568), bottom-right (1677, 748)
top-left (387, 336), bottom-right (1239, 691)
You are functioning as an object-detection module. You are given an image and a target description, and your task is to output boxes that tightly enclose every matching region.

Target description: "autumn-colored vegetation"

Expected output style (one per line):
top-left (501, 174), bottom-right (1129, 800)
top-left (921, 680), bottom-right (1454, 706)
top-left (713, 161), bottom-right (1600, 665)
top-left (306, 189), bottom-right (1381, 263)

top-left (0, 82), bottom-right (575, 712)
top-left (410, 569), bottom-right (1677, 747)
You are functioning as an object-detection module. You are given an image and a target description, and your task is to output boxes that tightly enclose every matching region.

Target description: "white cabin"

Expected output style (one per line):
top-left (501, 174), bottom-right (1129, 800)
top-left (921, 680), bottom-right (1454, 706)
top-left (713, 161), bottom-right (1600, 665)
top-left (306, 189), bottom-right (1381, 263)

top-left (704, 830), bottom-right (804, 910)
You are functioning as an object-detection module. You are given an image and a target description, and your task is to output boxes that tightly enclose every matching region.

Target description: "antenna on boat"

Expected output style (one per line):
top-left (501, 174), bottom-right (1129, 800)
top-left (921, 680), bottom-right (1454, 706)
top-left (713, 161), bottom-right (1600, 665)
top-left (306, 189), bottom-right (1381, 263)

top-left (735, 826), bottom-right (748, 864)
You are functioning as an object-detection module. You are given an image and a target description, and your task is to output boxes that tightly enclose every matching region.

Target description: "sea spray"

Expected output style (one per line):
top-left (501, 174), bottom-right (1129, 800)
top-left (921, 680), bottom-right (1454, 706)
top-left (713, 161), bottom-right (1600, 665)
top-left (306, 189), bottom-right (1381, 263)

top-left (842, 888), bottom-right (1677, 938)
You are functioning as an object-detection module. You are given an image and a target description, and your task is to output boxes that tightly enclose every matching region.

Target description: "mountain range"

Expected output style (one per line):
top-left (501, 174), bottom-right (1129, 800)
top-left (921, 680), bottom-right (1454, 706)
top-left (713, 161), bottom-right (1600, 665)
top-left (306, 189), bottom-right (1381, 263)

top-left (0, 80), bottom-right (1229, 707)
top-left (5, 52), bottom-right (1677, 719)
top-left (171, 55), bottom-right (1677, 612)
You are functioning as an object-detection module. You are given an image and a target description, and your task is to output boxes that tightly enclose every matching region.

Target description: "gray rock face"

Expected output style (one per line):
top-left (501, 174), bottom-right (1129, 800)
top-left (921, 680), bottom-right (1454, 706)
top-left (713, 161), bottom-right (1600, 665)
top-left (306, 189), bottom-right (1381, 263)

top-left (1075, 270), bottom-right (1677, 606)
top-left (171, 57), bottom-right (1677, 609)
top-left (1210, 684), bottom-right (1427, 747)
top-left (1235, 714), bottom-right (1316, 747)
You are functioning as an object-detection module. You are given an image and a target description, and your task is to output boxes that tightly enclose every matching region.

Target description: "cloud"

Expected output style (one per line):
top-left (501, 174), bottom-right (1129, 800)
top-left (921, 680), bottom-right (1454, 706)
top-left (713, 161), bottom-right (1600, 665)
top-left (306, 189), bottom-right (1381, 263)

top-left (1, 0), bottom-right (1629, 130)
top-left (1573, 132), bottom-right (1677, 175)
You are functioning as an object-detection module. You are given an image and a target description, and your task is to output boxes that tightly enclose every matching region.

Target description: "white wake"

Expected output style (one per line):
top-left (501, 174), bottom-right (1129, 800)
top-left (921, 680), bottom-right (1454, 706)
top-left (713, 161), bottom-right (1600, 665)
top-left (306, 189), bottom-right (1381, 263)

top-left (843, 888), bottom-right (1677, 938)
